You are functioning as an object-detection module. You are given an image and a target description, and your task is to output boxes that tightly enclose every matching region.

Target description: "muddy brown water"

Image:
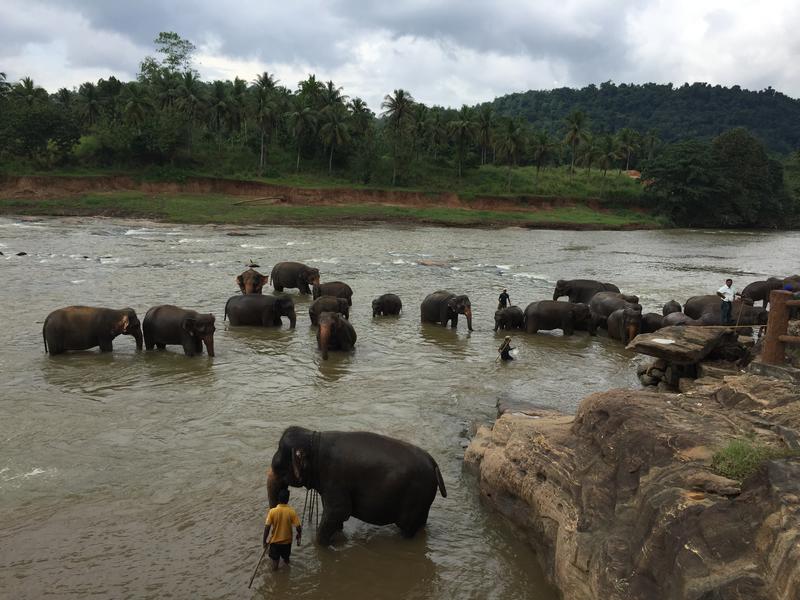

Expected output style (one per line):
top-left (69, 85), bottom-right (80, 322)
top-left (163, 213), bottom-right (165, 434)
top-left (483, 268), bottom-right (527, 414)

top-left (1, 217), bottom-right (798, 599)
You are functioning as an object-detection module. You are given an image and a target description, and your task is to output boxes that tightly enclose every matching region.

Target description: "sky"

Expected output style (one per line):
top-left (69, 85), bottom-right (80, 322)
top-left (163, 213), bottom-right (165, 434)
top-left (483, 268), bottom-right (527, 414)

top-left (2, 0), bottom-right (799, 111)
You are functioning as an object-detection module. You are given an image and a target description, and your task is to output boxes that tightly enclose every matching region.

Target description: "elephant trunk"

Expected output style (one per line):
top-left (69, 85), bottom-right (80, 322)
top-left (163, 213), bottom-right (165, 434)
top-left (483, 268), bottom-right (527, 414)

top-left (287, 309), bottom-right (297, 329)
top-left (552, 291), bottom-right (560, 301)
top-left (626, 323), bottom-right (639, 344)
top-left (464, 307), bottom-right (474, 331)
top-left (202, 335), bottom-right (215, 357)
top-left (318, 323), bottom-right (331, 360)
top-left (131, 327), bottom-right (143, 351)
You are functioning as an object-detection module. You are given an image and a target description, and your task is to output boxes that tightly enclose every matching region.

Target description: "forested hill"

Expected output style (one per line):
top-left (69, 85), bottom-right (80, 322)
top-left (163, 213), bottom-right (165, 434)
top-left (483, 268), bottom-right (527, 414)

top-left (489, 82), bottom-right (800, 154)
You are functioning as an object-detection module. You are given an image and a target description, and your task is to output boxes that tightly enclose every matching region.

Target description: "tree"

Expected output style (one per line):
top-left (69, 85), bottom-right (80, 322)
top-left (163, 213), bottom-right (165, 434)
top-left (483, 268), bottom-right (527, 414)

top-left (563, 110), bottom-right (588, 175)
top-left (597, 134), bottom-right (619, 176)
top-left (155, 32), bottom-right (196, 74)
top-left (381, 89), bottom-right (415, 185)
top-left (285, 98), bottom-right (318, 172)
top-left (476, 105), bottom-right (494, 165)
top-left (77, 82), bottom-right (102, 126)
top-left (617, 127), bottom-right (640, 171)
top-left (448, 105), bottom-right (477, 179)
top-left (0, 72), bottom-right (10, 99)
top-left (530, 130), bottom-right (553, 178)
top-left (176, 71), bottom-right (205, 151)
top-left (495, 118), bottom-right (526, 190)
top-left (319, 103), bottom-right (350, 174)
top-left (579, 133), bottom-right (602, 175)
top-left (425, 108), bottom-right (447, 161)
top-left (13, 77), bottom-right (48, 106)
top-left (120, 82), bottom-right (153, 132)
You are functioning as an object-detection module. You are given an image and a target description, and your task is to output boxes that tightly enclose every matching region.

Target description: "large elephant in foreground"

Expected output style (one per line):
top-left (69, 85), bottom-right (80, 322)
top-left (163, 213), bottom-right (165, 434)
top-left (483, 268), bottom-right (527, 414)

top-left (607, 307), bottom-right (643, 344)
top-left (143, 305), bottom-right (216, 356)
top-left (372, 293), bottom-right (402, 316)
top-left (266, 426), bottom-right (447, 545)
top-left (224, 294), bottom-right (297, 328)
top-left (313, 282), bottom-right (353, 305)
top-left (271, 262), bottom-right (320, 294)
top-left (43, 306), bottom-right (143, 354)
top-left (741, 278), bottom-right (785, 308)
top-left (683, 295), bottom-right (768, 326)
top-left (552, 279), bottom-right (621, 304)
top-left (309, 296), bottom-right (350, 325)
top-left (588, 292), bottom-right (642, 333)
top-left (317, 312), bottom-right (357, 359)
top-left (420, 291), bottom-right (473, 331)
top-left (523, 301), bottom-right (591, 335)
top-left (494, 306), bottom-right (524, 331)
top-left (236, 267), bottom-right (269, 294)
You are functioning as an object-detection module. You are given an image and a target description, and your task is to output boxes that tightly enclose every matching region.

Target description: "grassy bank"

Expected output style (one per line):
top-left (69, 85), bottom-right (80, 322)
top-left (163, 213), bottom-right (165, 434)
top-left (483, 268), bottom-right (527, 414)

top-left (0, 191), bottom-right (663, 229)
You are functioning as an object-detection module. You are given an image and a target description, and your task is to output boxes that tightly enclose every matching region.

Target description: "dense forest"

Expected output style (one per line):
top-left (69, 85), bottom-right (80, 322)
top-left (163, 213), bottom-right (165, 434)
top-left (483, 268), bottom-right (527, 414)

top-left (1, 32), bottom-right (799, 227)
top-left (490, 82), bottom-right (800, 154)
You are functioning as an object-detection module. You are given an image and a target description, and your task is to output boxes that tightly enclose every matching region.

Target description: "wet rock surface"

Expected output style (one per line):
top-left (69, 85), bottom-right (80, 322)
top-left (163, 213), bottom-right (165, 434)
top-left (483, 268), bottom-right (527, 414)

top-left (466, 377), bottom-right (800, 600)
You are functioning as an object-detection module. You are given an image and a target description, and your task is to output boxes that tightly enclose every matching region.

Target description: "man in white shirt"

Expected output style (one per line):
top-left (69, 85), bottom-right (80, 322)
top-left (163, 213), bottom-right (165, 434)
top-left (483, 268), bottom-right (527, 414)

top-left (716, 278), bottom-right (740, 325)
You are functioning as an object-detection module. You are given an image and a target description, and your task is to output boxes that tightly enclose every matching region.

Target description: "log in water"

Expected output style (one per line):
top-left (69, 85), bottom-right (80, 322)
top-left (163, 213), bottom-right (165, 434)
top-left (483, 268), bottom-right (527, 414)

top-left (1, 217), bottom-right (798, 598)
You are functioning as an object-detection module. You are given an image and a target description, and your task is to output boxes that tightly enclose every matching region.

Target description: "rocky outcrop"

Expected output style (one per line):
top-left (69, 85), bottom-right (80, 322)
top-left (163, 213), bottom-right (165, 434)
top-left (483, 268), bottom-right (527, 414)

top-left (465, 379), bottom-right (800, 599)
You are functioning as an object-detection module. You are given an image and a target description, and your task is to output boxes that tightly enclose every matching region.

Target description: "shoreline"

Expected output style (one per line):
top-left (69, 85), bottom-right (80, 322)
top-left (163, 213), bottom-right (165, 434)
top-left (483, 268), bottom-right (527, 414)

top-left (0, 174), bottom-right (662, 230)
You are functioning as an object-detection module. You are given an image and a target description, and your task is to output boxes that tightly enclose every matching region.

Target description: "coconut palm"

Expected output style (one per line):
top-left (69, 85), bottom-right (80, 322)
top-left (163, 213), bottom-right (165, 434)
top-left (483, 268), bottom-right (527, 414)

top-left (320, 80), bottom-right (346, 112)
top-left (425, 108), bottom-right (446, 160)
top-left (254, 86), bottom-right (280, 171)
top-left (598, 134), bottom-right (619, 176)
top-left (298, 74), bottom-right (324, 107)
top-left (13, 77), bottom-right (48, 106)
top-left (563, 109), bottom-right (589, 175)
top-left (381, 89), bottom-right (415, 185)
top-left (579, 133), bottom-right (602, 176)
top-left (617, 127), bottom-right (640, 172)
top-left (495, 118), bottom-right (526, 190)
top-left (476, 105), bottom-right (494, 165)
top-left (120, 82), bottom-right (153, 132)
top-left (230, 77), bottom-right (248, 136)
top-left (176, 71), bottom-right (206, 151)
top-left (531, 130), bottom-right (554, 178)
top-left (448, 105), bottom-right (478, 179)
top-left (641, 129), bottom-right (660, 161)
top-left (53, 87), bottom-right (73, 108)
top-left (285, 98), bottom-right (318, 172)
top-left (152, 71), bottom-right (178, 109)
top-left (319, 103), bottom-right (350, 174)
top-left (0, 72), bottom-right (10, 99)
top-left (208, 80), bottom-right (230, 134)
top-left (347, 97), bottom-right (373, 137)
top-left (77, 82), bottom-right (102, 126)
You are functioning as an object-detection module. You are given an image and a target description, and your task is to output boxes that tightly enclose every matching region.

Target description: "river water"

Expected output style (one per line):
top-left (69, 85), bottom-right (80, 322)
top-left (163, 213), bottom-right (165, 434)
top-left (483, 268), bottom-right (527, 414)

top-left (1, 217), bottom-right (797, 599)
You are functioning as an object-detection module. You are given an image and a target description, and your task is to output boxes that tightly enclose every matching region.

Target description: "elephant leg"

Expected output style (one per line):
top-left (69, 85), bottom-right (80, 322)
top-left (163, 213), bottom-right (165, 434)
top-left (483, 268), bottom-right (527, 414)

top-left (144, 332), bottom-right (155, 350)
top-left (274, 285), bottom-right (284, 292)
top-left (397, 506), bottom-right (430, 539)
top-left (451, 315), bottom-right (458, 328)
top-left (562, 319), bottom-right (575, 336)
top-left (317, 494), bottom-right (351, 546)
top-left (99, 337), bottom-right (114, 352)
top-left (525, 318), bottom-right (536, 334)
top-left (157, 343), bottom-right (167, 349)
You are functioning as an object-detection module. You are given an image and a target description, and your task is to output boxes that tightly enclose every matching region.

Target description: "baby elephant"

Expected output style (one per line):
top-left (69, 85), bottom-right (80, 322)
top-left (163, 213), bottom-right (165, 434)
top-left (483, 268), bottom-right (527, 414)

top-left (310, 296), bottom-right (350, 325)
top-left (494, 306), bottom-right (524, 331)
top-left (143, 305), bottom-right (216, 357)
top-left (43, 306), bottom-right (143, 355)
top-left (372, 293), bottom-right (402, 316)
top-left (317, 312), bottom-right (357, 359)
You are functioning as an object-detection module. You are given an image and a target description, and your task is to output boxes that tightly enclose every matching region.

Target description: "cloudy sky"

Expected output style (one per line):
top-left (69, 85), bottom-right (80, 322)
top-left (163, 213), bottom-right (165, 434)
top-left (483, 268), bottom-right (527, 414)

top-left (2, 0), bottom-right (799, 110)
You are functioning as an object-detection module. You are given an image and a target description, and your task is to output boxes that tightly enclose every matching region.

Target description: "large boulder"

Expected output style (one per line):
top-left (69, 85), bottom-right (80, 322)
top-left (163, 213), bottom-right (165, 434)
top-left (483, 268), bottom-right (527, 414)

top-left (466, 381), bottom-right (800, 599)
top-left (626, 326), bottom-right (740, 364)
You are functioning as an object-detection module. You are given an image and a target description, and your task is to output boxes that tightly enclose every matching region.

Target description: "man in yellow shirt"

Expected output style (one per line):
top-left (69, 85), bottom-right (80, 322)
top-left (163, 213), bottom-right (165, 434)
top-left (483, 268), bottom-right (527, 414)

top-left (263, 488), bottom-right (302, 570)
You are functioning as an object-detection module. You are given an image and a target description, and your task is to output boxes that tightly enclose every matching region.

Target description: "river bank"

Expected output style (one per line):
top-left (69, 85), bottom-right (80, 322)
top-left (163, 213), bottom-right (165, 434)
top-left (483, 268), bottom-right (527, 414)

top-left (0, 174), bottom-right (661, 229)
top-left (465, 351), bottom-right (800, 599)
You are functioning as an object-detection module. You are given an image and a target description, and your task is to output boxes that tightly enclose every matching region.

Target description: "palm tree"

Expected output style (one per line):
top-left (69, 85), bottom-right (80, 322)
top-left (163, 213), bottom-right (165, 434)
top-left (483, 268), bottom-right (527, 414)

top-left (254, 86), bottom-right (280, 171)
top-left (176, 71), bottom-right (205, 151)
top-left (208, 80), bottom-right (230, 135)
top-left (530, 130), bottom-right (553, 179)
top-left (152, 71), bottom-right (178, 109)
top-left (495, 118), bottom-right (526, 190)
top-left (425, 108), bottom-right (446, 161)
top-left (77, 82), bottom-right (102, 126)
top-left (348, 97), bottom-right (373, 136)
top-left (563, 110), bottom-right (589, 175)
top-left (598, 134), bottom-right (619, 176)
top-left (285, 98), bottom-right (318, 172)
top-left (381, 89), bottom-right (415, 185)
top-left (0, 72), bottom-right (10, 99)
top-left (13, 77), bottom-right (48, 106)
top-left (320, 80), bottom-right (346, 112)
top-left (448, 105), bottom-right (477, 179)
top-left (617, 127), bottom-right (639, 172)
top-left (230, 77), bottom-right (248, 136)
top-left (476, 105), bottom-right (494, 165)
top-left (319, 103), bottom-right (350, 174)
top-left (298, 74), bottom-right (323, 107)
top-left (120, 82), bottom-right (153, 132)
top-left (641, 129), bottom-right (660, 161)
top-left (54, 87), bottom-right (73, 108)
top-left (579, 133), bottom-right (602, 176)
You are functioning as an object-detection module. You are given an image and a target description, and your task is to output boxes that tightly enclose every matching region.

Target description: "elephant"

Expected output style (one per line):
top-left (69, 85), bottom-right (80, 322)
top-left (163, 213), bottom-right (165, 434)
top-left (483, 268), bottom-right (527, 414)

top-left (641, 312), bottom-right (665, 333)
top-left (523, 301), bottom-right (591, 335)
top-left (317, 312), bottom-right (357, 359)
top-left (663, 312), bottom-right (713, 327)
top-left (741, 277), bottom-right (785, 308)
top-left (607, 307), bottom-right (643, 344)
top-left (270, 262), bottom-right (321, 294)
top-left (588, 292), bottom-right (642, 333)
top-left (683, 295), bottom-right (768, 326)
top-left (309, 296), bottom-right (350, 325)
top-left (266, 426), bottom-right (447, 545)
top-left (143, 305), bottom-right (215, 357)
top-left (552, 279), bottom-right (621, 304)
top-left (236, 267), bottom-right (268, 294)
top-left (224, 294), bottom-right (297, 328)
top-left (42, 306), bottom-right (143, 355)
top-left (372, 293), bottom-right (402, 317)
top-left (662, 300), bottom-right (682, 316)
top-left (494, 306), bottom-right (524, 331)
top-left (420, 291), bottom-right (473, 331)
top-left (313, 281), bottom-right (353, 306)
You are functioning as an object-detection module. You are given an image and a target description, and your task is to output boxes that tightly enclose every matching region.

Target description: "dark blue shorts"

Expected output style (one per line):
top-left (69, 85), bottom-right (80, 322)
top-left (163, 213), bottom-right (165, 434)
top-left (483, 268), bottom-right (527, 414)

top-left (269, 543), bottom-right (291, 561)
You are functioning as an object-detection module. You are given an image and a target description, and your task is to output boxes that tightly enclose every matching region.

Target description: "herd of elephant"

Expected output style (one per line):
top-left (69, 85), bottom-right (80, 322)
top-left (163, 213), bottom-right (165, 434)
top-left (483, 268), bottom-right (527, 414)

top-left (493, 274), bottom-right (800, 345)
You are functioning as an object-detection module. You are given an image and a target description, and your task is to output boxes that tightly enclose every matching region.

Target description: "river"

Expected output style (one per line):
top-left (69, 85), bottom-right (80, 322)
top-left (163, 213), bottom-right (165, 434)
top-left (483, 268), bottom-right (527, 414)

top-left (1, 217), bottom-right (797, 599)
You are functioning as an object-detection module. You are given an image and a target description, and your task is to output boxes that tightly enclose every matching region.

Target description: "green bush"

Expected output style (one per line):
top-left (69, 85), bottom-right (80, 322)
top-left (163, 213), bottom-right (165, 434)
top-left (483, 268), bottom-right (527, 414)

top-left (711, 439), bottom-right (795, 481)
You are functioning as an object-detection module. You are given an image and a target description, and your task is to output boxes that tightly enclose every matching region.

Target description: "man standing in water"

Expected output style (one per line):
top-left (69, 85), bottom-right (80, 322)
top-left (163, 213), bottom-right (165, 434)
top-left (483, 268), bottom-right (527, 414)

top-left (497, 289), bottom-right (510, 310)
top-left (716, 278), bottom-right (740, 325)
top-left (498, 336), bottom-right (515, 361)
top-left (263, 488), bottom-right (302, 571)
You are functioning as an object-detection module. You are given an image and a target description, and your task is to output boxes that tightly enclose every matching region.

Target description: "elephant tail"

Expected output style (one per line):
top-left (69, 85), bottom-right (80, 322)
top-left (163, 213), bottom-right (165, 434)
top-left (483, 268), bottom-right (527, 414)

top-left (224, 298), bottom-right (230, 322)
top-left (434, 464), bottom-right (447, 498)
top-left (42, 319), bottom-right (48, 353)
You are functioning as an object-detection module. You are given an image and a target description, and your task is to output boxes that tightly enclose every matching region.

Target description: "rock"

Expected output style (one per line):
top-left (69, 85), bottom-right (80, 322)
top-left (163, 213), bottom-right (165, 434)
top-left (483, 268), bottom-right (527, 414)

top-left (653, 358), bottom-right (667, 371)
top-left (678, 377), bottom-right (696, 393)
top-left (636, 362), bottom-right (649, 376)
top-left (648, 368), bottom-right (664, 379)
top-left (656, 381), bottom-right (673, 393)
top-left (639, 374), bottom-right (657, 386)
top-left (627, 326), bottom-right (739, 365)
top-left (466, 383), bottom-right (800, 599)
top-left (15, 251), bottom-right (27, 256)
top-left (226, 231), bottom-right (251, 236)
top-left (697, 360), bottom-right (740, 380)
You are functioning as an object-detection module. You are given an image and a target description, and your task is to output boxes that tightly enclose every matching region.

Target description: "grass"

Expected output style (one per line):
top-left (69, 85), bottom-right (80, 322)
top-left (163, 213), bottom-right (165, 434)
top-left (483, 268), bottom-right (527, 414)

top-left (711, 438), bottom-right (796, 481)
top-left (0, 191), bottom-right (663, 228)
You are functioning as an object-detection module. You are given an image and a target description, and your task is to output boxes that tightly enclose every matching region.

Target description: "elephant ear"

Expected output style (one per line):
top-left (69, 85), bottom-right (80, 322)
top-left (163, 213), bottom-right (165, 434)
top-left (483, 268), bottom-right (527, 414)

top-left (236, 275), bottom-right (245, 291)
top-left (292, 448), bottom-right (306, 483)
top-left (114, 314), bottom-right (129, 334)
top-left (182, 318), bottom-right (197, 334)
